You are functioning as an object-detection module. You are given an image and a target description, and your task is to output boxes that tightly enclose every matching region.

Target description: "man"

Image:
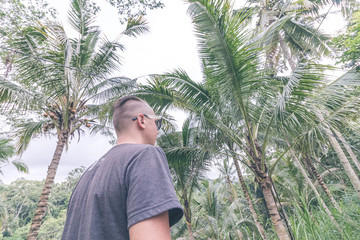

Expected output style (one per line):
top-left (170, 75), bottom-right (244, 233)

top-left (62, 96), bottom-right (184, 240)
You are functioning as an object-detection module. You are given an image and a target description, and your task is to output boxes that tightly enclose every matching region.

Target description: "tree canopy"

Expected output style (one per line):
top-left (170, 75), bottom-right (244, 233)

top-left (1, 0), bottom-right (360, 239)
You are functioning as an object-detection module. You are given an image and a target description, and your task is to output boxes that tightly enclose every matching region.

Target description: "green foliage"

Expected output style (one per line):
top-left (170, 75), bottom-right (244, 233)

top-left (0, 168), bottom-right (359, 239)
top-left (0, 179), bottom-right (43, 237)
top-left (139, 1), bottom-right (360, 239)
top-left (1, 0), bottom-right (360, 239)
top-left (37, 210), bottom-right (66, 240)
top-left (334, 10), bottom-right (360, 67)
top-left (0, 138), bottom-right (28, 175)
top-left (0, 167), bottom-right (84, 239)
top-left (289, 191), bottom-right (360, 240)
top-left (104, 0), bottom-right (164, 23)
top-left (0, 0), bottom-right (56, 79)
top-left (0, 0), bottom-right (56, 36)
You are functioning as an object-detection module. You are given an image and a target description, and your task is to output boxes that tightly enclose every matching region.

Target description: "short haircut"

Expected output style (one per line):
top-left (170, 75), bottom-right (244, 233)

top-left (112, 96), bottom-right (149, 134)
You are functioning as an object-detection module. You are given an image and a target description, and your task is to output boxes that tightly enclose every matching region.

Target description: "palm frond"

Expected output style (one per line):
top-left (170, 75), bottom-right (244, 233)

top-left (254, 14), bottom-right (292, 46)
top-left (137, 69), bottom-right (213, 113)
top-left (10, 160), bottom-right (29, 173)
top-left (121, 15), bottom-right (150, 38)
top-left (87, 77), bottom-right (136, 102)
top-left (188, 0), bottom-right (265, 112)
top-left (11, 120), bottom-right (48, 154)
top-left (9, 23), bottom-right (69, 98)
top-left (283, 19), bottom-right (333, 58)
top-left (86, 39), bottom-right (123, 80)
top-left (0, 138), bottom-right (15, 161)
top-left (0, 77), bottom-right (44, 113)
top-left (68, 0), bottom-right (97, 36)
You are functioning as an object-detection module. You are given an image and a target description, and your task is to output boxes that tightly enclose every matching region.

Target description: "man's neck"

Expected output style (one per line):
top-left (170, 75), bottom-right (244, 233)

top-left (116, 136), bottom-right (149, 145)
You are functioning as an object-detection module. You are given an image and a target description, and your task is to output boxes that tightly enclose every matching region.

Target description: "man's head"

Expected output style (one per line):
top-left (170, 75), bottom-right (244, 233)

top-left (113, 96), bottom-right (160, 145)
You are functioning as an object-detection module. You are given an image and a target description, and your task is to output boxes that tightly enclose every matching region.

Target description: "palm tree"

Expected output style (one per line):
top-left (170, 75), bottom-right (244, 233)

top-left (137, 0), bottom-right (360, 238)
top-left (248, 0), bottom-right (354, 73)
top-left (246, 0), bottom-right (360, 201)
top-left (281, 66), bottom-right (360, 200)
top-left (0, 138), bottom-right (27, 175)
top-left (0, 0), bottom-right (148, 238)
top-left (158, 117), bottom-right (211, 240)
top-left (218, 125), bottom-right (270, 239)
top-left (332, 127), bottom-right (360, 172)
top-left (192, 179), bottom-right (261, 239)
top-left (303, 155), bottom-right (341, 210)
top-left (216, 156), bottom-right (238, 202)
top-left (139, 0), bottom-right (293, 238)
top-left (253, 0), bottom-right (360, 198)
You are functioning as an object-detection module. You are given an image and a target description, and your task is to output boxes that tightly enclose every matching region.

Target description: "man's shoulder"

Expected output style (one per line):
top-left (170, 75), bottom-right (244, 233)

top-left (110, 143), bottom-right (164, 155)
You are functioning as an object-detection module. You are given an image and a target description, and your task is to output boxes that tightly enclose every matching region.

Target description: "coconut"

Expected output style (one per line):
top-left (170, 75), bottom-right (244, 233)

top-left (86, 123), bottom-right (91, 128)
top-left (43, 113), bottom-right (48, 117)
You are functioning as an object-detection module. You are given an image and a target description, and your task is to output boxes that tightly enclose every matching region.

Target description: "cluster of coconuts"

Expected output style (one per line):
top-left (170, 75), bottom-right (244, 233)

top-left (43, 123), bottom-right (55, 132)
top-left (83, 118), bottom-right (91, 128)
top-left (43, 103), bottom-right (91, 130)
top-left (43, 111), bottom-right (58, 120)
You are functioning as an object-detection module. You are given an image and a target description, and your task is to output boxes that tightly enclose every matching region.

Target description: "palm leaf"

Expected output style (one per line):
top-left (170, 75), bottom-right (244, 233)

top-left (0, 77), bottom-right (45, 113)
top-left (10, 160), bottom-right (29, 173)
top-left (11, 120), bottom-right (48, 154)
top-left (121, 16), bottom-right (150, 38)
top-left (283, 19), bottom-right (333, 58)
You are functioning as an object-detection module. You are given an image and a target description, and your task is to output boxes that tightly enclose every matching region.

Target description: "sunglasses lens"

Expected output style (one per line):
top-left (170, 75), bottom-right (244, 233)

top-left (155, 118), bottom-right (162, 130)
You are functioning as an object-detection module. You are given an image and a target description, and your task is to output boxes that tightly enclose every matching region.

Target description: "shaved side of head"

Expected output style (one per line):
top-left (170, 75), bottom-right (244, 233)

top-left (113, 96), bottom-right (152, 135)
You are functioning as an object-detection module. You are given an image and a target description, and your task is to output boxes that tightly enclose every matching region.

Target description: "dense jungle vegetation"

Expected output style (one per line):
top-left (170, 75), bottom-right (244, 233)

top-left (1, 0), bottom-right (360, 239)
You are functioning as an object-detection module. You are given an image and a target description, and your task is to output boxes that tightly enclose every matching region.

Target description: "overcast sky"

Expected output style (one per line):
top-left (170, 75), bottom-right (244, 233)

top-left (0, 0), bottom-right (346, 184)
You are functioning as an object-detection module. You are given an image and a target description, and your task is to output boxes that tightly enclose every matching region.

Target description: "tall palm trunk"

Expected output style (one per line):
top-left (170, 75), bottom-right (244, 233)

top-left (27, 130), bottom-right (68, 240)
top-left (317, 112), bottom-right (360, 199)
top-left (245, 138), bottom-right (291, 240)
top-left (324, 126), bottom-right (360, 199)
top-left (289, 149), bottom-right (342, 232)
top-left (232, 155), bottom-right (267, 240)
top-left (282, 131), bottom-right (342, 232)
top-left (304, 156), bottom-right (342, 212)
top-left (183, 193), bottom-right (194, 240)
top-left (186, 221), bottom-right (194, 240)
top-left (261, 176), bottom-right (291, 240)
top-left (332, 128), bottom-right (360, 172)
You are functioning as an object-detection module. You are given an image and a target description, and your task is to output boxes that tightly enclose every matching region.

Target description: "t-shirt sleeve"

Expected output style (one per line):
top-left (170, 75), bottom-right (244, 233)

top-left (125, 146), bottom-right (184, 229)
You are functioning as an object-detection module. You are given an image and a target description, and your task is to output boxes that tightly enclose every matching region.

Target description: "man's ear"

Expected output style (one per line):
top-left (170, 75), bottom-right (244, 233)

top-left (136, 114), bottom-right (146, 129)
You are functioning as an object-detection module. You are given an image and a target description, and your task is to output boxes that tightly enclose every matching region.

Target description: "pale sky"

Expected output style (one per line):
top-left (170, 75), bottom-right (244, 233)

top-left (0, 0), bottom-right (347, 184)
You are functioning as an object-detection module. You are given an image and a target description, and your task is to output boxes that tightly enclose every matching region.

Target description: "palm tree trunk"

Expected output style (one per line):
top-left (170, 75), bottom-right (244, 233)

top-left (289, 149), bottom-right (342, 232)
top-left (232, 157), bottom-right (268, 240)
top-left (324, 126), bottom-right (360, 199)
top-left (316, 112), bottom-right (360, 199)
top-left (281, 131), bottom-right (342, 232)
top-left (332, 128), bottom-right (360, 172)
top-left (183, 194), bottom-right (194, 240)
top-left (240, 136), bottom-right (291, 240)
top-left (304, 156), bottom-right (316, 179)
top-left (304, 156), bottom-right (342, 212)
top-left (279, 35), bottom-right (296, 71)
top-left (186, 221), bottom-right (194, 240)
top-left (261, 177), bottom-right (291, 240)
top-left (27, 130), bottom-right (68, 240)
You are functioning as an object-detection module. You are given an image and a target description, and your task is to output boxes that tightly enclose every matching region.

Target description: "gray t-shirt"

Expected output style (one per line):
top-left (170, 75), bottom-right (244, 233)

top-left (61, 144), bottom-right (183, 240)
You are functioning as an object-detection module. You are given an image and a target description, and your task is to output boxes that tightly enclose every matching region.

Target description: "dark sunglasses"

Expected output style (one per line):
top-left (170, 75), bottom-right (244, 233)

top-left (132, 114), bottom-right (162, 130)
